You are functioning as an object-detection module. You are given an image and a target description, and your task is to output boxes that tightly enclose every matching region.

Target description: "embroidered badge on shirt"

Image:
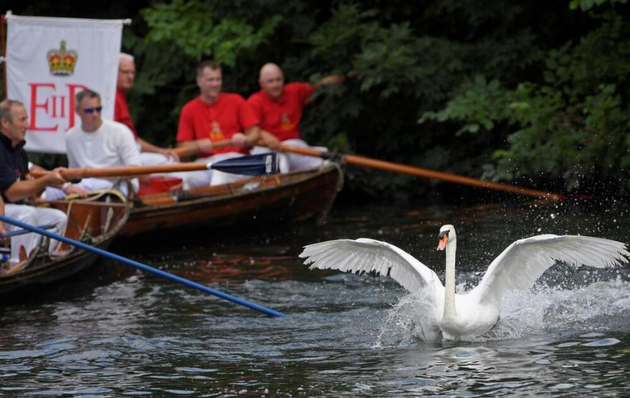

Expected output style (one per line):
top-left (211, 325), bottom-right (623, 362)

top-left (281, 113), bottom-right (293, 130)
top-left (210, 121), bottom-right (225, 141)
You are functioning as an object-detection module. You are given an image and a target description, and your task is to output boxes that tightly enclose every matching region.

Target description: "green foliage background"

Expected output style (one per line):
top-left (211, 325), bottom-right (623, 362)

top-left (3, 0), bottom-right (630, 196)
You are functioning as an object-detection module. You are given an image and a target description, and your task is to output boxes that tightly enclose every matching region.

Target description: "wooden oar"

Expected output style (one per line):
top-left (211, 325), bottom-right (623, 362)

top-left (0, 214), bottom-right (287, 317)
top-left (32, 153), bottom-right (277, 180)
top-left (277, 144), bottom-right (562, 201)
top-left (171, 139), bottom-right (233, 157)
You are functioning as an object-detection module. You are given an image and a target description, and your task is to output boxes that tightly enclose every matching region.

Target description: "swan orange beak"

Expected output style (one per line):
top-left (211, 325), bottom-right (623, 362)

top-left (437, 235), bottom-right (448, 251)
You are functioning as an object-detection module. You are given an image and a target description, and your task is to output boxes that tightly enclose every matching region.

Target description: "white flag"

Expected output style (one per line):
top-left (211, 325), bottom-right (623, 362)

top-left (5, 13), bottom-right (125, 154)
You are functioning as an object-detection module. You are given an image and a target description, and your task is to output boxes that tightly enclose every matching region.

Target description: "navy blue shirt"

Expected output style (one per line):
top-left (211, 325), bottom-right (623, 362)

top-left (0, 133), bottom-right (29, 204)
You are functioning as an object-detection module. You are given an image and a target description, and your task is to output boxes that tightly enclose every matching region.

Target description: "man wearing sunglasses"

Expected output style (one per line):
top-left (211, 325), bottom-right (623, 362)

top-left (44, 89), bottom-right (141, 200)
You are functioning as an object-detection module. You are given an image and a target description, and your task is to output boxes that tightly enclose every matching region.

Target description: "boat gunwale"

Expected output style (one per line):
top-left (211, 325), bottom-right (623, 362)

top-left (131, 163), bottom-right (343, 215)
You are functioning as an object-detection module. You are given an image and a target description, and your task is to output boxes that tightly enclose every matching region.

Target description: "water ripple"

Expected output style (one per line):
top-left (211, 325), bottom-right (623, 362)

top-left (0, 201), bottom-right (629, 396)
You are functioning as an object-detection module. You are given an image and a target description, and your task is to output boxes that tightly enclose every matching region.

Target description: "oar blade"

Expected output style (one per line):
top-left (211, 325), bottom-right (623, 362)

top-left (211, 153), bottom-right (278, 176)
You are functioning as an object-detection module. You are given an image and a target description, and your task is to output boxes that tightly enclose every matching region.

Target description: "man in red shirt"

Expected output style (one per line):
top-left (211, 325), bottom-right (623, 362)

top-left (247, 63), bottom-right (344, 173)
top-left (176, 60), bottom-right (261, 187)
top-left (115, 53), bottom-right (179, 165)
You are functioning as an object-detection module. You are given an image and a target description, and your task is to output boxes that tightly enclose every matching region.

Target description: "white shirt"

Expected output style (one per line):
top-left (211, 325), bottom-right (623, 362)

top-left (66, 119), bottom-right (141, 169)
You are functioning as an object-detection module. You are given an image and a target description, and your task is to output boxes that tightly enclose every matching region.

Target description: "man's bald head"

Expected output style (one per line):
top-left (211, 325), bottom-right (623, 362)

top-left (259, 63), bottom-right (283, 81)
top-left (259, 63), bottom-right (285, 100)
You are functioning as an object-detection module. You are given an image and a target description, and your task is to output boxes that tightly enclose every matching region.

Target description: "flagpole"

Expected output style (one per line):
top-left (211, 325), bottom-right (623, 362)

top-left (1, 13), bottom-right (7, 100)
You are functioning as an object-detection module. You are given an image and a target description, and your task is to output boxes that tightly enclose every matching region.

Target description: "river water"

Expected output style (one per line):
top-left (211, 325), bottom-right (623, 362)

top-left (1, 197), bottom-right (629, 396)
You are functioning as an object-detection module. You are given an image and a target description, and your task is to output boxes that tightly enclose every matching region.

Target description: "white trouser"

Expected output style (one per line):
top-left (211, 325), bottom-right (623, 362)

top-left (4, 205), bottom-right (68, 265)
top-left (140, 152), bottom-right (174, 167)
top-left (43, 178), bottom-right (138, 201)
top-left (251, 139), bottom-right (325, 174)
top-left (181, 152), bottom-right (250, 189)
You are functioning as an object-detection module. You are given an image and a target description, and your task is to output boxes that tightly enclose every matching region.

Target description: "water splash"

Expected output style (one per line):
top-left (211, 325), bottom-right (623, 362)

top-left (375, 278), bottom-right (630, 344)
top-left (375, 290), bottom-right (441, 347)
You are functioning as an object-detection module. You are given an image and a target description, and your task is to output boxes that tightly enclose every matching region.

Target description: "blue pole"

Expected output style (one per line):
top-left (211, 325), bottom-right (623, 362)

top-left (0, 215), bottom-right (287, 318)
top-left (0, 223), bottom-right (56, 238)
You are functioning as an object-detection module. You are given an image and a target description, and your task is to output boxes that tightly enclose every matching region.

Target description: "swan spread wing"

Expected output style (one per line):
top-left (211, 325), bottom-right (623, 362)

top-left (473, 235), bottom-right (629, 304)
top-left (300, 238), bottom-right (444, 295)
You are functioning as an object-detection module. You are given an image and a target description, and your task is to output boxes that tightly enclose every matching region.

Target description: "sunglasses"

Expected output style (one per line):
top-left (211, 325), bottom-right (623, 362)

top-left (82, 106), bottom-right (103, 114)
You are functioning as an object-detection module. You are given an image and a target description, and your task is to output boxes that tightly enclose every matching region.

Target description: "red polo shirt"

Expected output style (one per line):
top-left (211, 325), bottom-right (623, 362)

top-left (177, 93), bottom-right (259, 157)
top-left (114, 89), bottom-right (138, 139)
top-left (247, 82), bottom-right (317, 142)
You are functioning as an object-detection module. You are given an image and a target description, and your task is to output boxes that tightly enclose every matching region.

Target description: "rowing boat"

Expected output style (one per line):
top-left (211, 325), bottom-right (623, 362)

top-left (121, 162), bottom-right (344, 236)
top-left (0, 193), bottom-right (129, 295)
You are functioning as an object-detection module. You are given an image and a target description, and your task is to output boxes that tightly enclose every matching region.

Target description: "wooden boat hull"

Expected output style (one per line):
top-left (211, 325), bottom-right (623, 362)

top-left (0, 197), bottom-right (129, 296)
top-left (0, 247), bottom-right (102, 295)
top-left (122, 163), bottom-right (343, 236)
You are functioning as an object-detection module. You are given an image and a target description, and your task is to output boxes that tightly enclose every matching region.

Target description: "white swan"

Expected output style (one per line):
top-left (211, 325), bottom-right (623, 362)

top-left (300, 225), bottom-right (629, 340)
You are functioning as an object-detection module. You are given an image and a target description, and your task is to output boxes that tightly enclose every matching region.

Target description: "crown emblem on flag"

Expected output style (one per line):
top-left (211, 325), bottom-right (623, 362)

top-left (47, 41), bottom-right (78, 76)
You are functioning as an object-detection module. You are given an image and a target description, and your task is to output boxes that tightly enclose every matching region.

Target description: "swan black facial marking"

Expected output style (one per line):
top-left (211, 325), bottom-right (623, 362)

top-left (438, 230), bottom-right (450, 240)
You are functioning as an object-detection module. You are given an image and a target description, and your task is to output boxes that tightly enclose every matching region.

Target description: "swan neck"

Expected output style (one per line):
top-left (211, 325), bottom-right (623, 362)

top-left (443, 240), bottom-right (456, 319)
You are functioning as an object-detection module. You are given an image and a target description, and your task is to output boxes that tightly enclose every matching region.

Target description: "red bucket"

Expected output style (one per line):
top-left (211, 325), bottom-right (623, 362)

top-left (138, 176), bottom-right (183, 197)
